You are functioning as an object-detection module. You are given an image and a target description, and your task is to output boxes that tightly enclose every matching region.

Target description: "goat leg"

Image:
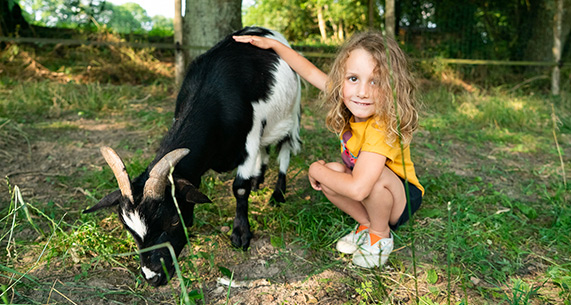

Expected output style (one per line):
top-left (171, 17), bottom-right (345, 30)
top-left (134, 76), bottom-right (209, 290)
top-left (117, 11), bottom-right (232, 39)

top-left (231, 176), bottom-right (253, 250)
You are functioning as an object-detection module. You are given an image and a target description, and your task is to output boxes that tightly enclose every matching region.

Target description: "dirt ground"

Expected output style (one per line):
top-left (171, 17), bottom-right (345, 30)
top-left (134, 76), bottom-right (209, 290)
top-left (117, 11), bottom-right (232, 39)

top-left (0, 100), bottom-right (371, 304)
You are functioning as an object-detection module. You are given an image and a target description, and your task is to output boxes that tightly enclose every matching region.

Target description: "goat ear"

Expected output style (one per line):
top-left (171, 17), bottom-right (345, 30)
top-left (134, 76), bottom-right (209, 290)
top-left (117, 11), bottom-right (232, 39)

top-left (175, 179), bottom-right (212, 204)
top-left (185, 188), bottom-right (212, 204)
top-left (83, 190), bottom-right (122, 213)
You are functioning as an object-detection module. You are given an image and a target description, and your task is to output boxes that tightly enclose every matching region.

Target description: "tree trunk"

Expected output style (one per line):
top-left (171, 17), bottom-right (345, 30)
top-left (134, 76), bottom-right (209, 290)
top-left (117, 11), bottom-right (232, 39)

top-left (552, 0), bottom-right (563, 95)
top-left (0, 1), bottom-right (30, 37)
top-left (330, 20), bottom-right (338, 41)
top-left (524, 0), bottom-right (571, 63)
top-left (384, 0), bottom-right (395, 37)
top-left (368, 0), bottom-right (374, 30)
top-left (174, 0), bottom-right (184, 88)
top-left (338, 20), bottom-right (344, 41)
top-left (183, 0), bottom-right (242, 61)
top-left (316, 5), bottom-right (327, 43)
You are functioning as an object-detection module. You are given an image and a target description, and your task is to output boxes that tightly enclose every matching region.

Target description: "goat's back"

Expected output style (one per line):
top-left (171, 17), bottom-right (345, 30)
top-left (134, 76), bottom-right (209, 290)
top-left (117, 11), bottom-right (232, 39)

top-left (159, 27), bottom-right (300, 177)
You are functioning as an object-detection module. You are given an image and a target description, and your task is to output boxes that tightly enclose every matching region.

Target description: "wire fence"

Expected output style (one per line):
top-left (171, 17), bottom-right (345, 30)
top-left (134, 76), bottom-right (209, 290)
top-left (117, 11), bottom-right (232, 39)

top-left (2, 36), bottom-right (566, 66)
top-left (1, 34), bottom-right (568, 94)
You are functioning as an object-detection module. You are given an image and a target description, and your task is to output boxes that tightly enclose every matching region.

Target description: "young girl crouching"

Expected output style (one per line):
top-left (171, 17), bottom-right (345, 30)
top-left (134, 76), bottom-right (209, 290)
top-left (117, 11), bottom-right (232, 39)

top-left (234, 31), bottom-right (424, 268)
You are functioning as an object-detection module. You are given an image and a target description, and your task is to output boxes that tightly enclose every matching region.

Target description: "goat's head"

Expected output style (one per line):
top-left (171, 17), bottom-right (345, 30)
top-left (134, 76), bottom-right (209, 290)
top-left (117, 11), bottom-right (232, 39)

top-left (84, 147), bottom-right (211, 287)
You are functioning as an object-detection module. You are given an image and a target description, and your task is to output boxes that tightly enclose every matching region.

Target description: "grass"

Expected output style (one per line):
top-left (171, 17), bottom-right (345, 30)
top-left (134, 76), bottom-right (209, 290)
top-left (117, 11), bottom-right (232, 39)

top-left (0, 43), bottom-right (570, 304)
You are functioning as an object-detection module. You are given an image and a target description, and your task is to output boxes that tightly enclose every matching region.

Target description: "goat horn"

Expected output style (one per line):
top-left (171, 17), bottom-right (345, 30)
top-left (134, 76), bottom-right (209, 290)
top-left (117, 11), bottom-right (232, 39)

top-left (100, 146), bottom-right (134, 204)
top-left (143, 148), bottom-right (190, 199)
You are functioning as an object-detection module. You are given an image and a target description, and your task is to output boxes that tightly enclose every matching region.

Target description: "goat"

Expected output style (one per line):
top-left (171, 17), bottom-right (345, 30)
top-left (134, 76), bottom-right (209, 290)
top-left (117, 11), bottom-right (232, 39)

top-left (83, 26), bottom-right (301, 287)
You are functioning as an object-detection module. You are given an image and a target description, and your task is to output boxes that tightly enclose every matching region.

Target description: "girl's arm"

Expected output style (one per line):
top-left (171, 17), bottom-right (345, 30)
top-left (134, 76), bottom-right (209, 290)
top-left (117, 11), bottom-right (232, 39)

top-left (233, 35), bottom-right (328, 91)
top-left (308, 152), bottom-right (387, 201)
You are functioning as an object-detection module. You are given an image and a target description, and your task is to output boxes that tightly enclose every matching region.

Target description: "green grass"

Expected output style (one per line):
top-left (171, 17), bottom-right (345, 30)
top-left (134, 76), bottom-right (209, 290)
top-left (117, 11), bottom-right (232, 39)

top-left (1, 56), bottom-right (570, 304)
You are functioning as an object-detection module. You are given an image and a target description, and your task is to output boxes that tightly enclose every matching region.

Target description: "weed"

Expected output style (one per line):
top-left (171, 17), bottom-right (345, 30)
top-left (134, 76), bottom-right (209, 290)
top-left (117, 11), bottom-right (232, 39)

top-left (503, 278), bottom-right (545, 304)
top-left (355, 280), bottom-right (374, 304)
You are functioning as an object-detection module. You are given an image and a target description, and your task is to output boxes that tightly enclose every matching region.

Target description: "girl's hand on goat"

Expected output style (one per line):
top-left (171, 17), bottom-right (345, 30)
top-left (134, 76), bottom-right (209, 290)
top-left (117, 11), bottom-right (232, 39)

top-left (234, 34), bottom-right (328, 92)
top-left (233, 35), bottom-right (275, 49)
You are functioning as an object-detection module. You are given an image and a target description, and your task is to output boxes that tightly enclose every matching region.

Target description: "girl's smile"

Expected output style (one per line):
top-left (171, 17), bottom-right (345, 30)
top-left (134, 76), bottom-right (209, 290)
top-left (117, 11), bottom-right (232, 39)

top-left (342, 48), bottom-right (378, 123)
top-left (352, 100), bottom-right (372, 106)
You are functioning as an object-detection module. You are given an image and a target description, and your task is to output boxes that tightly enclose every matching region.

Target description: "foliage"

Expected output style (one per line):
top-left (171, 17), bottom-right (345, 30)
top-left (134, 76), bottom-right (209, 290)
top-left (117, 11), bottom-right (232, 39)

top-left (20, 0), bottom-right (106, 28)
top-left (96, 2), bottom-right (152, 33)
top-left (148, 15), bottom-right (174, 37)
top-left (10, 0), bottom-right (570, 64)
top-left (418, 0), bottom-right (538, 60)
top-left (244, 0), bottom-right (569, 63)
top-left (244, 0), bottom-right (370, 43)
top-left (244, 0), bottom-right (315, 41)
top-left (7, 0), bottom-right (18, 11)
top-left (19, 0), bottom-right (173, 36)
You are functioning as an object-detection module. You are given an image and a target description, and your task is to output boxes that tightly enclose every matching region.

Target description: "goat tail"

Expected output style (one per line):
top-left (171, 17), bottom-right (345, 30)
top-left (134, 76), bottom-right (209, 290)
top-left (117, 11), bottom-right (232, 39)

top-left (290, 75), bottom-right (302, 155)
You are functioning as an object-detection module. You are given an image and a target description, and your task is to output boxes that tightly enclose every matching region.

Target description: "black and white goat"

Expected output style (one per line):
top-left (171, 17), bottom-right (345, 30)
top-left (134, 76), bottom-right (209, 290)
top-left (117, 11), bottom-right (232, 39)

top-left (84, 27), bottom-right (301, 287)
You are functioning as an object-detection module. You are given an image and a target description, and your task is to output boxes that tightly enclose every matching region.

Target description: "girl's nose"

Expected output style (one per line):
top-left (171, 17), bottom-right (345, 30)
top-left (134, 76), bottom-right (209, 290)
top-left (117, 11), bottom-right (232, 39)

top-left (357, 82), bottom-right (370, 98)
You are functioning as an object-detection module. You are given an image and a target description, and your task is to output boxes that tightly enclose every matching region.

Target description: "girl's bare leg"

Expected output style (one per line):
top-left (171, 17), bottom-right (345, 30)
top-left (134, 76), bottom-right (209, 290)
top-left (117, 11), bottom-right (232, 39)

top-left (319, 162), bottom-right (371, 226)
top-left (318, 163), bottom-right (407, 240)
top-left (362, 167), bottom-right (406, 239)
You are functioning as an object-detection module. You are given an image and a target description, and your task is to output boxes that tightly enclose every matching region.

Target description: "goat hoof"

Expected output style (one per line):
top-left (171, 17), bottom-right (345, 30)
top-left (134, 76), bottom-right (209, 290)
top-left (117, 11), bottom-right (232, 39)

top-left (230, 230), bottom-right (252, 250)
top-left (251, 177), bottom-right (264, 191)
top-left (269, 191), bottom-right (285, 206)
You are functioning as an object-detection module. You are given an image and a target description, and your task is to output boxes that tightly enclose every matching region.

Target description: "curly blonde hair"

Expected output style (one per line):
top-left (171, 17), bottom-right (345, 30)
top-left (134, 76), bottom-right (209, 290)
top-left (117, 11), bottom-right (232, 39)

top-left (323, 32), bottom-right (418, 145)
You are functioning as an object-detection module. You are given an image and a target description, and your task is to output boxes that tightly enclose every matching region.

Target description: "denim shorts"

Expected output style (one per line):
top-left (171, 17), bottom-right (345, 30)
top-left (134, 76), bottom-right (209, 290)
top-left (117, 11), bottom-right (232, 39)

top-left (389, 177), bottom-right (423, 231)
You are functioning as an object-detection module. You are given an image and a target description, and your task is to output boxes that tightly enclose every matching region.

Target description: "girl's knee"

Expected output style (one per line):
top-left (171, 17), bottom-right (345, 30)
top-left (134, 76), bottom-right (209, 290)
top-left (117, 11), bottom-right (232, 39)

top-left (367, 169), bottom-right (404, 199)
top-left (371, 168), bottom-right (406, 205)
top-left (325, 162), bottom-right (348, 173)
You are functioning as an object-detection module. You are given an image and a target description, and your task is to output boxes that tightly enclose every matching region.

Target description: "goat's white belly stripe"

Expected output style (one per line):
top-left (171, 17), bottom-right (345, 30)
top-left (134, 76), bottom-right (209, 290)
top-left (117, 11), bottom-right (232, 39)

top-left (237, 59), bottom-right (300, 179)
top-left (122, 210), bottom-right (147, 241)
top-left (142, 266), bottom-right (158, 279)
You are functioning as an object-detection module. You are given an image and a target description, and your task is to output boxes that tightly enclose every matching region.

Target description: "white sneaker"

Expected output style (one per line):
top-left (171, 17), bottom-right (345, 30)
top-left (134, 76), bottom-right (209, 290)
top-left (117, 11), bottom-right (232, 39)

top-left (352, 233), bottom-right (393, 268)
top-left (336, 225), bottom-right (368, 254)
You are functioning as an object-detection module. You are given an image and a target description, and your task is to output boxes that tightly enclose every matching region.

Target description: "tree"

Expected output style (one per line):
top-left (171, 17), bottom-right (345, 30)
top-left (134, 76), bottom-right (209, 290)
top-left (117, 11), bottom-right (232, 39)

top-left (0, 0), bottom-right (31, 36)
top-left (174, 0), bottom-right (183, 87)
top-left (97, 2), bottom-right (152, 33)
top-left (243, 0), bottom-right (313, 42)
top-left (523, 0), bottom-right (571, 63)
top-left (20, 0), bottom-right (106, 28)
top-left (322, 0), bottom-right (368, 42)
top-left (149, 15), bottom-right (174, 36)
top-left (183, 0), bottom-right (242, 61)
top-left (244, 0), bottom-right (368, 43)
top-left (384, 0), bottom-right (395, 37)
top-left (402, 0), bottom-right (571, 63)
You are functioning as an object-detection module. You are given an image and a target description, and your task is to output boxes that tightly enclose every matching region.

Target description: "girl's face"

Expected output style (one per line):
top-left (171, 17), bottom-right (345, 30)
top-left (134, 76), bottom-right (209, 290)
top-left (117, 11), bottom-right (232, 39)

top-left (342, 48), bottom-right (378, 123)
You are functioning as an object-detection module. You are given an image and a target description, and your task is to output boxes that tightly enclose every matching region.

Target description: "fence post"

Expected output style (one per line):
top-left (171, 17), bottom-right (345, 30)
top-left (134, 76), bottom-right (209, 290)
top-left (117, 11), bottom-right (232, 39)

top-left (174, 0), bottom-right (184, 89)
top-left (552, 0), bottom-right (563, 96)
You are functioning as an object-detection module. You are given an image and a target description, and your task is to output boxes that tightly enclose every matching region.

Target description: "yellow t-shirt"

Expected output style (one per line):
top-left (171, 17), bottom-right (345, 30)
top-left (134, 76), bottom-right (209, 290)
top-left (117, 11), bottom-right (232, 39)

top-left (340, 117), bottom-right (424, 195)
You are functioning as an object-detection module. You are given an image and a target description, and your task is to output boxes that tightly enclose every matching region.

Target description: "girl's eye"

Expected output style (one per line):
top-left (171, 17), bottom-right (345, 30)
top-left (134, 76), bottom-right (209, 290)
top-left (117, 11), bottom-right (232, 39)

top-left (348, 76), bottom-right (358, 82)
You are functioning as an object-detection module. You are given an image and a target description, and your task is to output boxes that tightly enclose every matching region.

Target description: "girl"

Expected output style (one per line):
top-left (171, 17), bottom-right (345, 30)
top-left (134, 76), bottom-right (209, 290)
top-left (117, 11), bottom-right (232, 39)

top-left (234, 32), bottom-right (424, 268)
